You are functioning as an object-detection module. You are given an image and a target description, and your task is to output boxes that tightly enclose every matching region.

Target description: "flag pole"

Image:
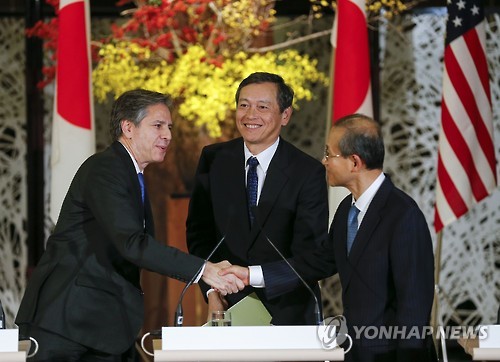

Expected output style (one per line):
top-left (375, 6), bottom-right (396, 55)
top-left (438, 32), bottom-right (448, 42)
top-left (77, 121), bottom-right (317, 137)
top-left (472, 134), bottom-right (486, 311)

top-left (431, 230), bottom-right (443, 356)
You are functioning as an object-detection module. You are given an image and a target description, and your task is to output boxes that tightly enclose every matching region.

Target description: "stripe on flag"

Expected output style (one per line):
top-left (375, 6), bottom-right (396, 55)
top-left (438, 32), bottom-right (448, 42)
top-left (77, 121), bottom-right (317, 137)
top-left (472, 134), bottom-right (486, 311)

top-left (332, 0), bottom-right (373, 122)
top-left (50, 0), bottom-right (95, 223)
top-left (434, 0), bottom-right (496, 233)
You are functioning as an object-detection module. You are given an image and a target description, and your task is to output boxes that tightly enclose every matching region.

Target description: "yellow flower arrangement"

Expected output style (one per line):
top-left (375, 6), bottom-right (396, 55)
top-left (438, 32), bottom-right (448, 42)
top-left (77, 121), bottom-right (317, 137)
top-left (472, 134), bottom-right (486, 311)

top-left (91, 0), bottom-right (328, 138)
top-left (30, 0), bottom-right (424, 140)
top-left (309, 0), bottom-right (423, 21)
top-left (93, 43), bottom-right (327, 138)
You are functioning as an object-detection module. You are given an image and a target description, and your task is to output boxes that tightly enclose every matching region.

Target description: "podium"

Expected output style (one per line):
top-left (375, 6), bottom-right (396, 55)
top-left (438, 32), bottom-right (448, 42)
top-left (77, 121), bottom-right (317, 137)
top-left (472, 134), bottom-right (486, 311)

top-left (0, 330), bottom-right (29, 362)
top-left (154, 326), bottom-right (345, 361)
top-left (0, 352), bottom-right (25, 362)
top-left (459, 338), bottom-right (500, 360)
top-left (458, 325), bottom-right (500, 361)
top-left (472, 348), bottom-right (500, 361)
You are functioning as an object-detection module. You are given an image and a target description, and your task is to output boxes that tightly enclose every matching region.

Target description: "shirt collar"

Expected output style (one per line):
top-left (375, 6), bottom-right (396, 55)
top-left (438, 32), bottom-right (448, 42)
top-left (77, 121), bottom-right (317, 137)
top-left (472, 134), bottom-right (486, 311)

top-left (353, 172), bottom-right (385, 213)
top-left (119, 141), bottom-right (142, 174)
top-left (244, 137), bottom-right (280, 174)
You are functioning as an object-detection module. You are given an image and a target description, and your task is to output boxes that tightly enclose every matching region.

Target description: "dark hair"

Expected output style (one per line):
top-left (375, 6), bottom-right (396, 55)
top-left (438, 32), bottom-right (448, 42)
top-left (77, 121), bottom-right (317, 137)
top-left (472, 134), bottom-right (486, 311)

top-left (333, 113), bottom-right (385, 170)
top-left (235, 72), bottom-right (294, 113)
top-left (110, 89), bottom-right (172, 141)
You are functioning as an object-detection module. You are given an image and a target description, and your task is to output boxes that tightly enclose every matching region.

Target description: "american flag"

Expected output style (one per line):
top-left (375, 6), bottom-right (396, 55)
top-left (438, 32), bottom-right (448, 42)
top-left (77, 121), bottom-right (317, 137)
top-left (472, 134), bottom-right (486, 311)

top-left (434, 0), bottom-right (496, 232)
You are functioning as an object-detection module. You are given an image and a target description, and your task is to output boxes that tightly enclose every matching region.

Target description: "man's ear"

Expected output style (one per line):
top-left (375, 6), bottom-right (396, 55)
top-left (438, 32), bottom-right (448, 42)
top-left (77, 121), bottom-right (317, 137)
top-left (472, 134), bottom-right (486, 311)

top-left (351, 154), bottom-right (363, 170)
top-left (121, 120), bottom-right (133, 138)
top-left (281, 106), bottom-right (292, 126)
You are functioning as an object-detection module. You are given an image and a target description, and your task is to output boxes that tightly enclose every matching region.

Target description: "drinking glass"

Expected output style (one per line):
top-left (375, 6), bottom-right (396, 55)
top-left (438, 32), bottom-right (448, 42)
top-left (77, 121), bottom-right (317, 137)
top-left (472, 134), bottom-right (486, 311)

top-left (210, 311), bottom-right (232, 327)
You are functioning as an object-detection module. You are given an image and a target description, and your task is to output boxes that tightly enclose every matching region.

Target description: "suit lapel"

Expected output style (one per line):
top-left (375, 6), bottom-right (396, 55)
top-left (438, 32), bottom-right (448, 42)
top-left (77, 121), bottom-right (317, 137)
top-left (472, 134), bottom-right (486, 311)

top-left (212, 138), bottom-right (290, 251)
top-left (112, 142), bottom-right (143, 203)
top-left (111, 141), bottom-right (153, 232)
top-left (249, 140), bottom-right (290, 243)
top-left (333, 196), bottom-right (352, 291)
top-left (211, 139), bottom-right (251, 234)
top-left (342, 177), bottom-right (394, 289)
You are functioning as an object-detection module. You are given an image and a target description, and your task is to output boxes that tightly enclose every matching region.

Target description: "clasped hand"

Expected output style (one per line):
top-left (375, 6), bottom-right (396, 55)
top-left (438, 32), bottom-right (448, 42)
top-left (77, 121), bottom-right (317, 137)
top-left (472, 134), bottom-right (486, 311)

top-left (202, 261), bottom-right (247, 295)
top-left (204, 264), bottom-right (251, 316)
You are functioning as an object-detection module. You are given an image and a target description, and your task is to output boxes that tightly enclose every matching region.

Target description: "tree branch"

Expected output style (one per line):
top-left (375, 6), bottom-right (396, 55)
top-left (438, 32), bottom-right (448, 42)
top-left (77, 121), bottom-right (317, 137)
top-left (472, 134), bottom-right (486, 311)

top-left (246, 29), bottom-right (332, 53)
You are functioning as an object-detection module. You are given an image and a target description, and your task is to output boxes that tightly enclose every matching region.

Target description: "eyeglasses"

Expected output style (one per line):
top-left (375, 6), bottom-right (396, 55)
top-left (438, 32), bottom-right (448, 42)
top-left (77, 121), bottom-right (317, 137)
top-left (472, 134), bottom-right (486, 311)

top-left (324, 146), bottom-right (342, 161)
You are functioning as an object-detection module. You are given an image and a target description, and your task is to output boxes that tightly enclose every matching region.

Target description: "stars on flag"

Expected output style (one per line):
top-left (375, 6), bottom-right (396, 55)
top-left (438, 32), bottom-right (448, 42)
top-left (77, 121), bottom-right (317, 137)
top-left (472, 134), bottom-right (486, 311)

top-left (452, 16), bottom-right (463, 27)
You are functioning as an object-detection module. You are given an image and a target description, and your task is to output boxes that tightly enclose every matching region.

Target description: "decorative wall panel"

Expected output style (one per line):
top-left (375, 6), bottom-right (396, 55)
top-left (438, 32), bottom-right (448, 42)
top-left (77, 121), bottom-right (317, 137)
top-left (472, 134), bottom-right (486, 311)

top-left (0, 17), bottom-right (27, 327)
top-left (321, 11), bottom-right (500, 325)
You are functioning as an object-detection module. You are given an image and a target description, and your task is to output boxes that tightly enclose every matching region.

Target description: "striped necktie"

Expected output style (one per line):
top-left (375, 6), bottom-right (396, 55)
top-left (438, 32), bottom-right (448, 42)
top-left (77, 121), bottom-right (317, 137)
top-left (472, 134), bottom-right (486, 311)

top-left (246, 157), bottom-right (259, 224)
top-left (347, 205), bottom-right (360, 255)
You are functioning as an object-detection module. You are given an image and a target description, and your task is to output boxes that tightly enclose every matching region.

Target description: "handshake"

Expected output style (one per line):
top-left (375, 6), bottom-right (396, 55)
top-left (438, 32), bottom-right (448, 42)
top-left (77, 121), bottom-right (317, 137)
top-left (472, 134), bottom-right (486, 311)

top-left (201, 261), bottom-right (250, 296)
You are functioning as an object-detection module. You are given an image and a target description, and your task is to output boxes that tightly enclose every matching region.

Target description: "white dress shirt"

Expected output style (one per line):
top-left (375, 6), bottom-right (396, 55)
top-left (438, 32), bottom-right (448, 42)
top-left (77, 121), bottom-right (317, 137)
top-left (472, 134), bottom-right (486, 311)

top-left (351, 172), bottom-right (385, 227)
top-left (244, 138), bottom-right (280, 288)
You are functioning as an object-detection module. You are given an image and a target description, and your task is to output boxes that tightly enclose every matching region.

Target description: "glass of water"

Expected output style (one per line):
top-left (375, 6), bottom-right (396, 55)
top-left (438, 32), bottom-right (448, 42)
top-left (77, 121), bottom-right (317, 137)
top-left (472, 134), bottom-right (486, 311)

top-left (210, 311), bottom-right (232, 327)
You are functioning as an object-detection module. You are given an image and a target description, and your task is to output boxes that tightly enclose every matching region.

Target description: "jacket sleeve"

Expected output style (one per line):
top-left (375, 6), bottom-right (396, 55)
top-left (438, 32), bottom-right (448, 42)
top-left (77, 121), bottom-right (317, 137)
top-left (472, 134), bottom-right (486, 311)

top-left (82, 155), bottom-right (205, 283)
top-left (390, 206), bottom-right (434, 349)
top-left (262, 161), bottom-right (334, 299)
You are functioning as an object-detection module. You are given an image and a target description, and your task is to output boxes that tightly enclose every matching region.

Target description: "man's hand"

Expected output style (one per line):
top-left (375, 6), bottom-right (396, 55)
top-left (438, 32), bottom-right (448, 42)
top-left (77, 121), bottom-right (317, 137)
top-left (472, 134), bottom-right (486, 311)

top-left (219, 265), bottom-right (250, 286)
top-left (202, 261), bottom-right (245, 295)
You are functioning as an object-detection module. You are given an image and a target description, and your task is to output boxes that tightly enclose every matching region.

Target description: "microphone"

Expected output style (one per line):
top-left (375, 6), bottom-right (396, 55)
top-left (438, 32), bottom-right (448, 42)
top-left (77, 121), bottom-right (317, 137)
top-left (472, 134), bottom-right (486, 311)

top-left (253, 208), bottom-right (323, 326)
top-left (0, 299), bottom-right (5, 329)
top-left (173, 234), bottom-right (226, 327)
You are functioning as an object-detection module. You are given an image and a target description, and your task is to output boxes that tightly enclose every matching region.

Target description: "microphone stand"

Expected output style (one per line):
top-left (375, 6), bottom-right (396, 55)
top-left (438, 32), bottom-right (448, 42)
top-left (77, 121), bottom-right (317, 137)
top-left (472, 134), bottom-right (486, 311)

top-left (0, 299), bottom-right (5, 329)
top-left (174, 235), bottom-right (226, 327)
top-left (253, 209), bottom-right (323, 326)
top-left (262, 232), bottom-right (324, 326)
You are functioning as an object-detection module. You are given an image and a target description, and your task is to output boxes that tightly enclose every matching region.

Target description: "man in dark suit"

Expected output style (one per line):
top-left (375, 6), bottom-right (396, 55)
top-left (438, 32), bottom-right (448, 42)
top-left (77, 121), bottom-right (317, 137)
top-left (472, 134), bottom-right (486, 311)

top-left (186, 72), bottom-right (329, 325)
top-left (15, 89), bottom-right (243, 361)
top-left (319, 114), bottom-right (436, 362)
top-left (223, 113), bottom-right (436, 361)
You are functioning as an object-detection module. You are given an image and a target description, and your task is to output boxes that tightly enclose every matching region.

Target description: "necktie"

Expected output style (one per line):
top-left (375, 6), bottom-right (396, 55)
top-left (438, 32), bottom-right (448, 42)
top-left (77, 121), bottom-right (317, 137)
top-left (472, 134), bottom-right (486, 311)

top-left (346, 204), bottom-right (360, 255)
top-left (138, 172), bottom-right (145, 204)
top-left (246, 157), bottom-right (259, 224)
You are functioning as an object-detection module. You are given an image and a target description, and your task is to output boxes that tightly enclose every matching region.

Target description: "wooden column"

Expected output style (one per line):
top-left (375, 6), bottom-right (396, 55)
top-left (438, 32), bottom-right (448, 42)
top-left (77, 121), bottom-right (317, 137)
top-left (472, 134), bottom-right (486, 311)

top-left (165, 195), bottom-right (207, 326)
top-left (25, 0), bottom-right (46, 268)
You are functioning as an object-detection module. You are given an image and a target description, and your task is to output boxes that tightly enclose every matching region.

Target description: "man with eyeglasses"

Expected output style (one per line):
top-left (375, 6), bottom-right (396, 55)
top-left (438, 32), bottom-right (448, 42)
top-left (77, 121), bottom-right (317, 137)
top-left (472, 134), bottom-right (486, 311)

top-left (322, 114), bottom-right (436, 362)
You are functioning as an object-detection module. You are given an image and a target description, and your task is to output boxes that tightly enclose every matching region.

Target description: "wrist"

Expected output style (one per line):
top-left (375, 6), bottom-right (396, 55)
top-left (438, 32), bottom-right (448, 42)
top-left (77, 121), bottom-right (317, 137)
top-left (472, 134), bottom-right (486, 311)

top-left (206, 288), bottom-right (216, 298)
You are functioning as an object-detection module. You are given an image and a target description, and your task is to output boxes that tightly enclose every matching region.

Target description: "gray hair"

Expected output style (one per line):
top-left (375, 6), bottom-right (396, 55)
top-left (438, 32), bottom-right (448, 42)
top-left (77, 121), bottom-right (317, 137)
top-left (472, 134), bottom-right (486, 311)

top-left (333, 113), bottom-right (385, 170)
top-left (110, 89), bottom-right (172, 141)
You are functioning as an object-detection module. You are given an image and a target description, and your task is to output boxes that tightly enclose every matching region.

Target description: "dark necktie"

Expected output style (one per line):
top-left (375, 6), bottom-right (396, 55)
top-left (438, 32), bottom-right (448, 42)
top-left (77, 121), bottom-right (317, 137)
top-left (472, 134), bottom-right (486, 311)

top-left (347, 204), bottom-right (360, 255)
top-left (138, 172), bottom-right (145, 204)
top-left (246, 157), bottom-right (259, 224)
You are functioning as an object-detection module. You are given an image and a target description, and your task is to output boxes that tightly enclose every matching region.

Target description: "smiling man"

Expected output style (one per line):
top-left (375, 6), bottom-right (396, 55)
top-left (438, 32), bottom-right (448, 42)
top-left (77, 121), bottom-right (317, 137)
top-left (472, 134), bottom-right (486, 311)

top-left (15, 89), bottom-right (243, 361)
top-left (186, 72), bottom-right (329, 325)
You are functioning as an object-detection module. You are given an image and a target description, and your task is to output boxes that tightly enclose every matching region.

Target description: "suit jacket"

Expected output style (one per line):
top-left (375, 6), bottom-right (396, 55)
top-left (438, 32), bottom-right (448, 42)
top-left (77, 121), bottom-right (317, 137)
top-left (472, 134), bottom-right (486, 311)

top-left (186, 137), bottom-right (328, 325)
top-left (16, 141), bottom-right (204, 354)
top-left (264, 176), bottom-right (436, 361)
top-left (333, 176), bottom-right (435, 361)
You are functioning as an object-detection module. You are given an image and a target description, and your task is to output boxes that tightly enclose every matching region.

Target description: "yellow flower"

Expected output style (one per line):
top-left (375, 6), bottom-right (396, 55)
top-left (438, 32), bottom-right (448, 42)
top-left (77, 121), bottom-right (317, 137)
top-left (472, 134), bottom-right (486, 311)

top-left (94, 43), bottom-right (328, 138)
